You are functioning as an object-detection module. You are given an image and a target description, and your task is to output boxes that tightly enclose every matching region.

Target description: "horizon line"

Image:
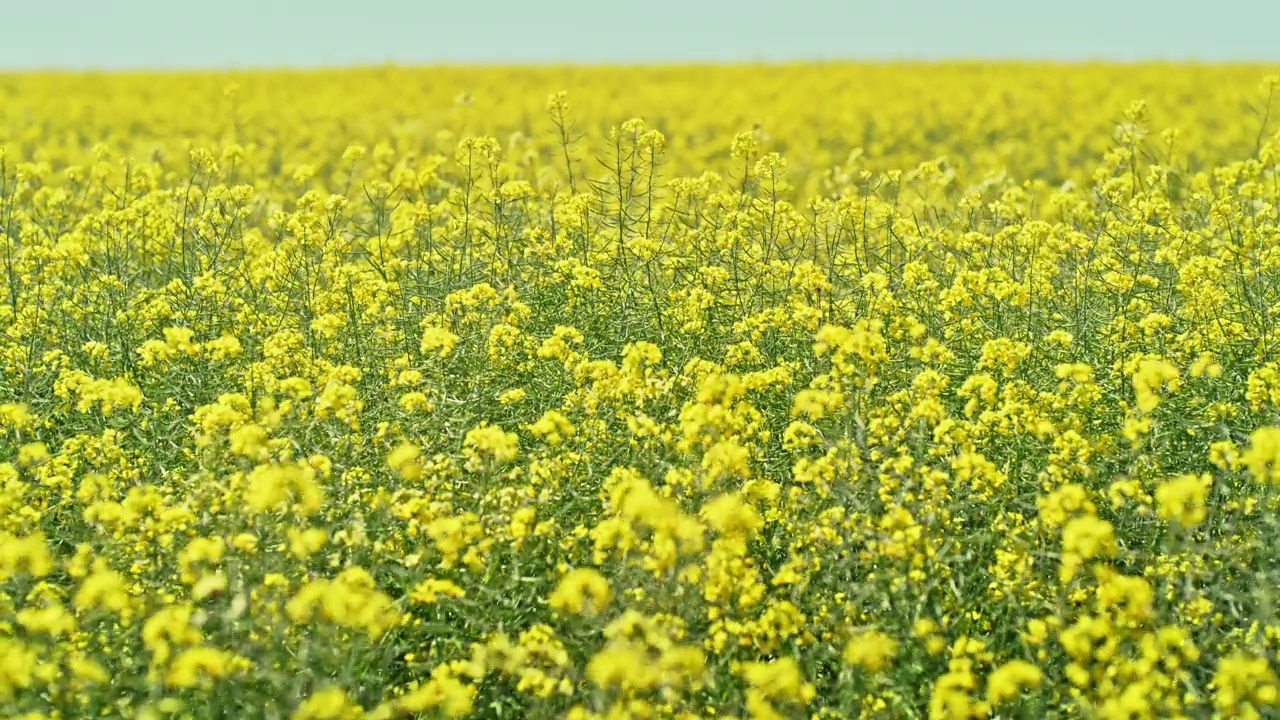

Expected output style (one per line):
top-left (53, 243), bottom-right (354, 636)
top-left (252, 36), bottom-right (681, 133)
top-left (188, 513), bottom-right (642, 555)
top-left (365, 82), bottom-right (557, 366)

top-left (5, 56), bottom-right (1280, 74)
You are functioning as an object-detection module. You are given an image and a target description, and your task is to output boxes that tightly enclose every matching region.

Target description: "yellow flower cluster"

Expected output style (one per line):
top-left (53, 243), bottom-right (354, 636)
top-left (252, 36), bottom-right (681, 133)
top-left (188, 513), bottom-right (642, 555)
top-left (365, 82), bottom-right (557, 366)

top-left (3, 63), bottom-right (1280, 719)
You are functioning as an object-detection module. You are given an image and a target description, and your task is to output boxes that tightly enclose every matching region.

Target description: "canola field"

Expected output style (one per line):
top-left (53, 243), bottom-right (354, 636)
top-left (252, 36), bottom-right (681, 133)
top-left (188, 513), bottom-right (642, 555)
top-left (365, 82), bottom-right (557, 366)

top-left (6, 63), bottom-right (1280, 719)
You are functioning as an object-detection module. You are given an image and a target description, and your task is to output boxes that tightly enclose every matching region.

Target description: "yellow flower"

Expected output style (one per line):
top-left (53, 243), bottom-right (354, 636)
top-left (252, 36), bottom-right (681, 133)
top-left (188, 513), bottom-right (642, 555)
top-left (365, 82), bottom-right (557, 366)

top-left (1154, 473), bottom-right (1211, 528)
top-left (985, 660), bottom-right (1042, 705)
top-left (0, 637), bottom-right (39, 699)
top-left (529, 410), bottom-right (576, 445)
top-left (549, 567), bottom-right (610, 615)
top-left (1132, 357), bottom-right (1181, 413)
top-left (1059, 515), bottom-right (1117, 582)
top-left (1245, 427), bottom-right (1280, 484)
top-left (0, 402), bottom-right (36, 430)
top-left (16, 600), bottom-right (76, 637)
top-left (420, 326), bottom-right (460, 357)
top-left (498, 388), bottom-right (527, 404)
top-left (394, 665), bottom-right (474, 716)
top-left (67, 655), bottom-right (109, 684)
top-left (165, 646), bottom-right (249, 688)
top-left (398, 391), bottom-right (434, 412)
top-left (587, 641), bottom-right (653, 689)
top-left (0, 533), bottom-right (53, 580)
top-left (843, 629), bottom-right (898, 672)
top-left (228, 423), bottom-right (270, 460)
top-left (411, 578), bottom-right (466, 604)
top-left (1213, 652), bottom-right (1280, 716)
top-left (16, 442), bottom-right (50, 467)
top-left (388, 441), bottom-right (424, 480)
top-left (143, 604), bottom-right (201, 664)
top-left (292, 686), bottom-right (362, 720)
top-left (288, 527), bottom-right (328, 559)
top-left (231, 532), bottom-right (259, 553)
top-left (1191, 351), bottom-right (1223, 378)
top-left (243, 460), bottom-right (323, 515)
top-left (700, 493), bottom-right (761, 539)
top-left (701, 438), bottom-right (751, 480)
top-left (462, 422), bottom-right (519, 471)
top-left (73, 563), bottom-right (131, 614)
top-left (191, 572), bottom-right (228, 601)
top-left (739, 656), bottom-right (816, 704)
top-left (792, 388), bottom-right (844, 420)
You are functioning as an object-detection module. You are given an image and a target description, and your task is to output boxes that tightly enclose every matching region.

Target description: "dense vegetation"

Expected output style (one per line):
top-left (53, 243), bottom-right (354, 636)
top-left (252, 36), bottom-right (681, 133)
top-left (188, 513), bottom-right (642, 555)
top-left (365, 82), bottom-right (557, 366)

top-left (4, 64), bottom-right (1280, 718)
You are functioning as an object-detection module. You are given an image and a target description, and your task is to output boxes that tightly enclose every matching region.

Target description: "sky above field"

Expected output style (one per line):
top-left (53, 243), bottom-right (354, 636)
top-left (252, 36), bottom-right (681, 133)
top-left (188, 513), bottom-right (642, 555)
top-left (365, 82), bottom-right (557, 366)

top-left (2, 0), bottom-right (1278, 69)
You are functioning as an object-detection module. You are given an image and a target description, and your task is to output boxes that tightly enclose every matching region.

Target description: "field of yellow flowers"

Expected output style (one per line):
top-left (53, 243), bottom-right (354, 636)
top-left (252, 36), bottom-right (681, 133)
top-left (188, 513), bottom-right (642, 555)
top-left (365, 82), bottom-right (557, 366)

top-left (5, 62), bottom-right (1280, 719)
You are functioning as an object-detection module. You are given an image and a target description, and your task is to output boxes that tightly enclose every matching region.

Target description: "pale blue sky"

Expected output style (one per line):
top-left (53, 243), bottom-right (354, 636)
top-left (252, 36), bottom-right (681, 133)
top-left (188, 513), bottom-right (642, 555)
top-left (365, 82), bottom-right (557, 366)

top-left (2, 0), bottom-right (1278, 69)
